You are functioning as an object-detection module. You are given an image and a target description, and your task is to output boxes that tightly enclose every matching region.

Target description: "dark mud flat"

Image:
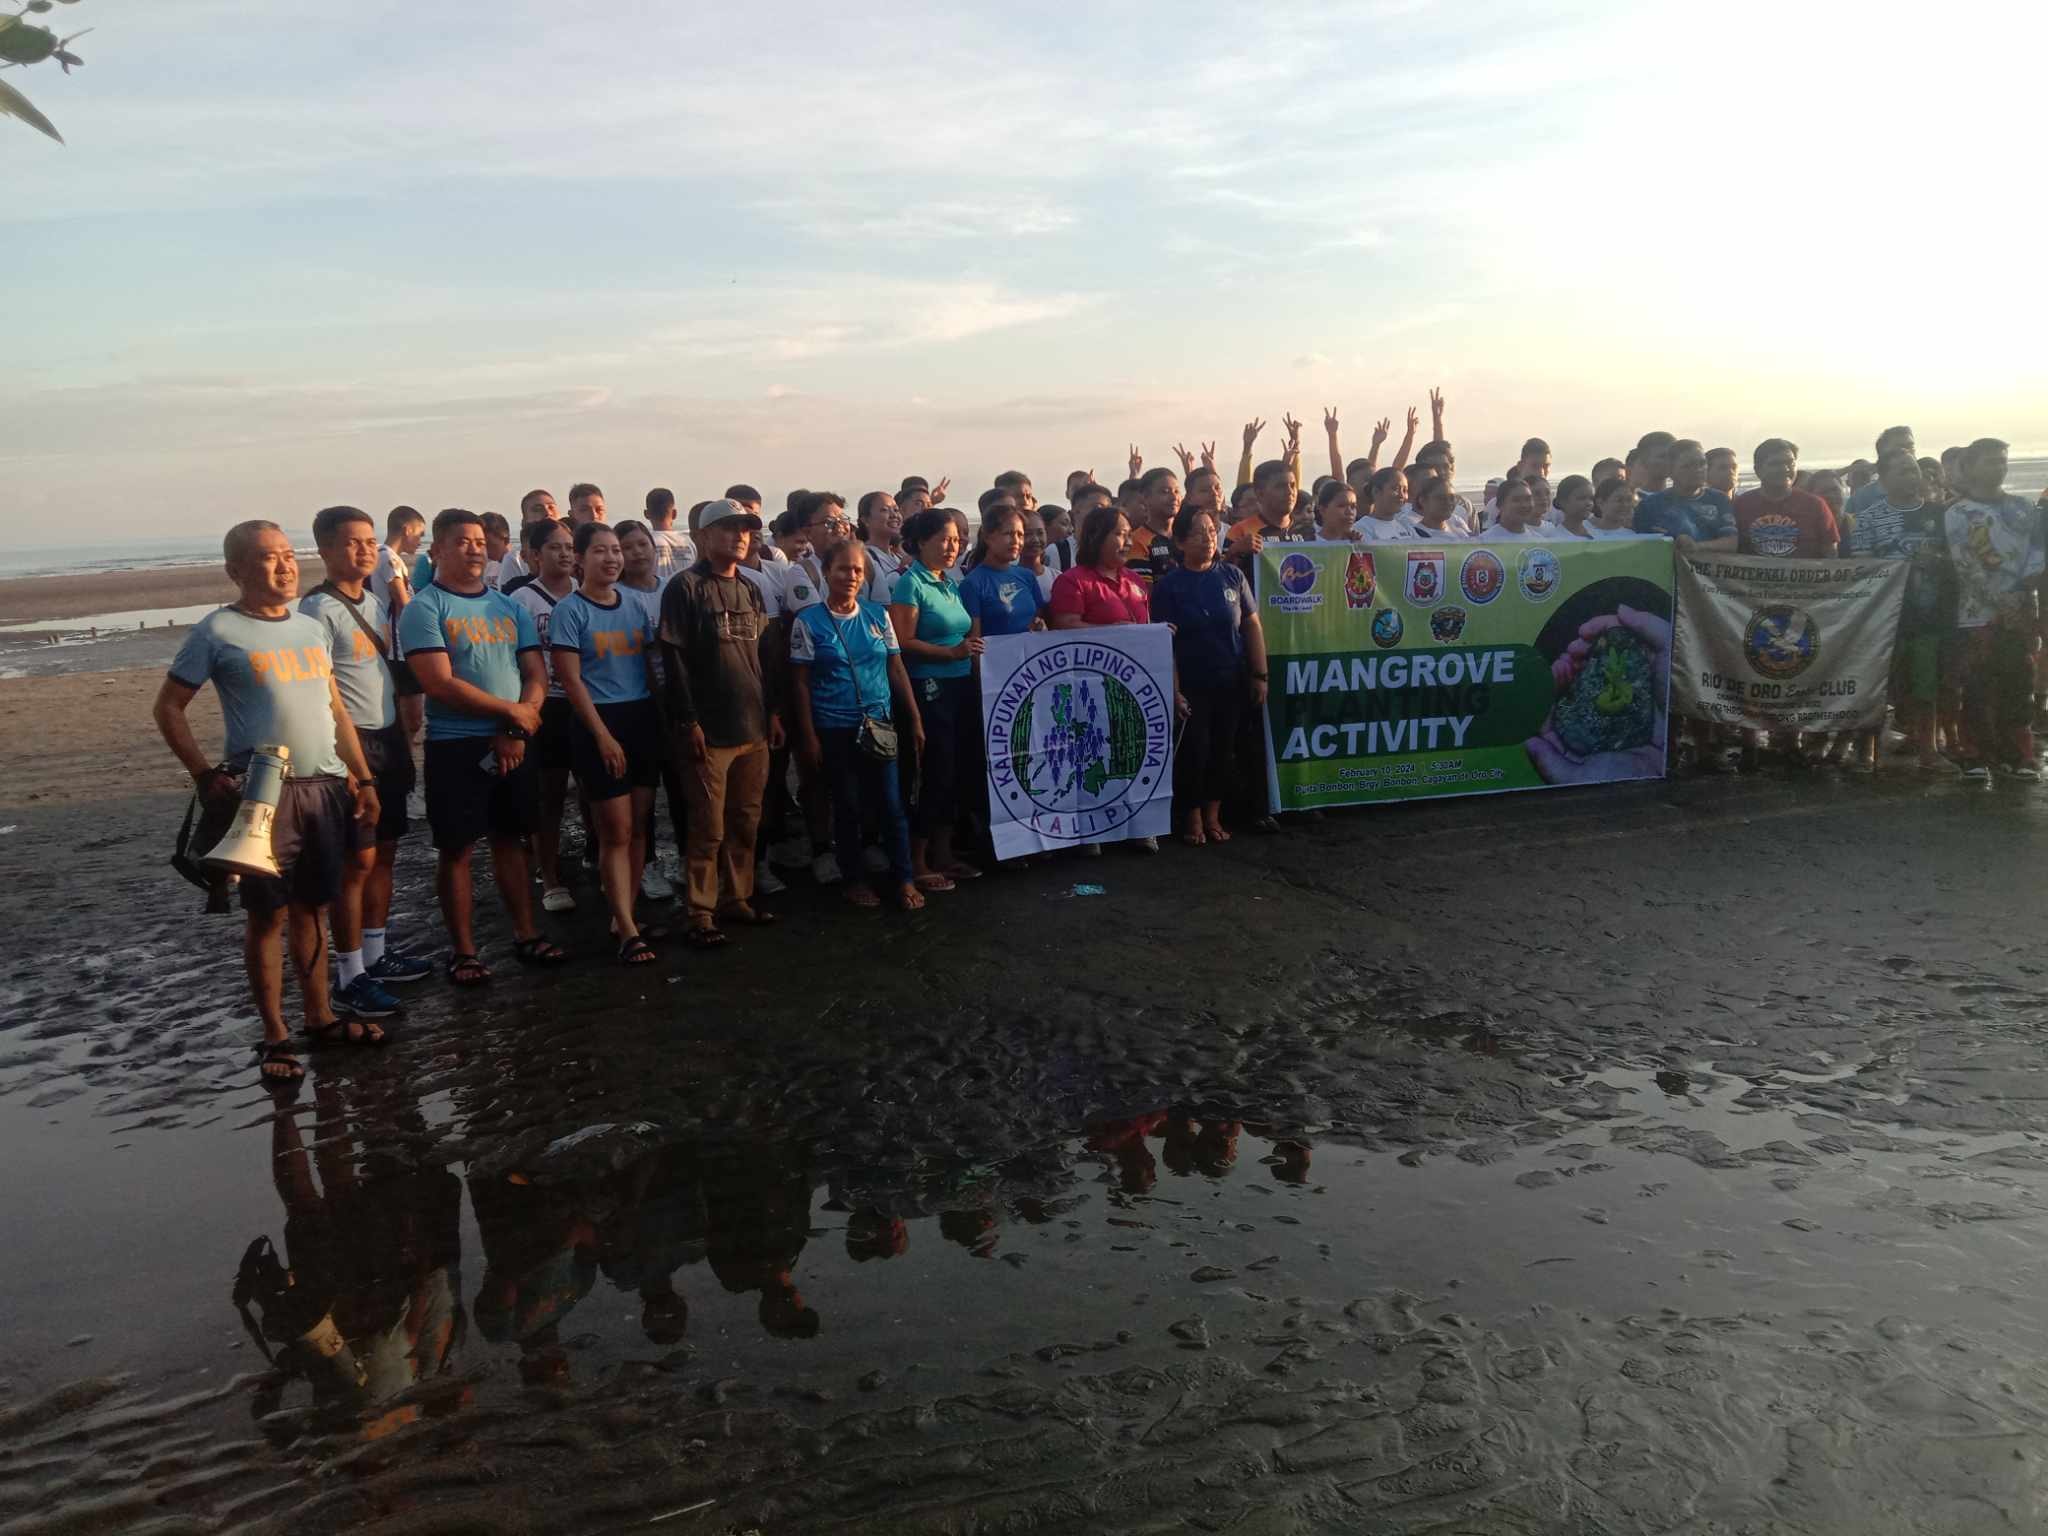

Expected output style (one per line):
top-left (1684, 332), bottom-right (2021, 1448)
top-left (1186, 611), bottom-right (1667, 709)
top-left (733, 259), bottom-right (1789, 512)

top-left (5, 772), bottom-right (2048, 1533)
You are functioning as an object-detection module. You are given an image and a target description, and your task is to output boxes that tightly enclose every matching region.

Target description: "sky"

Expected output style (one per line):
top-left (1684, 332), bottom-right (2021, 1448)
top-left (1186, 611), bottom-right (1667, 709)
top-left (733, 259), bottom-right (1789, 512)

top-left (8, 0), bottom-right (2047, 538)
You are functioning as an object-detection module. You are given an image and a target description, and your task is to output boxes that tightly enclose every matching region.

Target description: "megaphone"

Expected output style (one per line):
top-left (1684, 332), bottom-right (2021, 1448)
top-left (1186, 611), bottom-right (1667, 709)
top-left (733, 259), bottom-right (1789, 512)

top-left (203, 744), bottom-right (290, 878)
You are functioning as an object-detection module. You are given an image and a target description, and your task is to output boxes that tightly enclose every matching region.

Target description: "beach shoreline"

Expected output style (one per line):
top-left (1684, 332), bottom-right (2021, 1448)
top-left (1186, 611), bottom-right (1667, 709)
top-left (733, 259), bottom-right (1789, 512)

top-left (0, 564), bottom-right (238, 626)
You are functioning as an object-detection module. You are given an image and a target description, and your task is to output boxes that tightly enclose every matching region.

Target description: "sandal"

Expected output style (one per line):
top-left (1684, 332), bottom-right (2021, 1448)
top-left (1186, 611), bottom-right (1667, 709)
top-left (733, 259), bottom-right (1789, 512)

top-left (447, 953), bottom-right (492, 987)
top-left (303, 1016), bottom-right (387, 1049)
top-left (895, 883), bottom-right (926, 912)
top-left (914, 872), bottom-right (955, 893)
top-left (940, 861), bottom-right (983, 881)
top-left (843, 885), bottom-right (882, 909)
top-left (617, 935), bottom-right (659, 966)
top-left (512, 936), bottom-right (571, 967)
top-left (717, 904), bottom-right (780, 927)
top-left (257, 1041), bottom-right (305, 1083)
top-left (684, 924), bottom-right (729, 950)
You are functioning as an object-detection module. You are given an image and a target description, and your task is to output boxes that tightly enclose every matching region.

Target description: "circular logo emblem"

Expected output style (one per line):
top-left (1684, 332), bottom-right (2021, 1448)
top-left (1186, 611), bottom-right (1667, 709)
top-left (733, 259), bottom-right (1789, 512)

top-left (1429, 605), bottom-right (1468, 644)
top-left (1459, 549), bottom-right (1506, 605)
top-left (1277, 553), bottom-right (1318, 596)
top-left (1371, 607), bottom-right (1404, 648)
top-left (1744, 606), bottom-right (1819, 680)
top-left (1516, 547), bottom-right (1561, 602)
top-left (987, 641), bottom-right (1172, 843)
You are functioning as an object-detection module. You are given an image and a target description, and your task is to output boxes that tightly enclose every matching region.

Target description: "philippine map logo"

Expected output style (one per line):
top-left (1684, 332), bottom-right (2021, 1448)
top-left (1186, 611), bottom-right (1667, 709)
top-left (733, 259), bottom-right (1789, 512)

top-left (989, 641), bottom-right (1172, 842)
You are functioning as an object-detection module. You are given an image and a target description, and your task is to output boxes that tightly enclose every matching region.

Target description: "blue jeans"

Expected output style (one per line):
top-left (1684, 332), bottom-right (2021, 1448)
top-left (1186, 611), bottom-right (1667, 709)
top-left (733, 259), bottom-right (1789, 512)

top-left (820, 725), bottom-right (914, 885)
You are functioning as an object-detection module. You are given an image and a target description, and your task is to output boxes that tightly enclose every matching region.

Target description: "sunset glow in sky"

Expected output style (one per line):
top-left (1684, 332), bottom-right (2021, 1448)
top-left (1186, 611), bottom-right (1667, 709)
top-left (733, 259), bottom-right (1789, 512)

top-left (10, 0), bottom-right (2046, 535)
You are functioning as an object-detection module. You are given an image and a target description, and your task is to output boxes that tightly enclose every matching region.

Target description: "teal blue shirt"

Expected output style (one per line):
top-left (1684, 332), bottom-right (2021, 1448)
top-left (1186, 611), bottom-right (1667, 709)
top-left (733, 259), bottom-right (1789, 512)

top-left (397, 581), bottom-right (541, 740)
top-left (169, 607), bottom-right (348, 777)
top-left (891, 561), bottom-right (972, 680)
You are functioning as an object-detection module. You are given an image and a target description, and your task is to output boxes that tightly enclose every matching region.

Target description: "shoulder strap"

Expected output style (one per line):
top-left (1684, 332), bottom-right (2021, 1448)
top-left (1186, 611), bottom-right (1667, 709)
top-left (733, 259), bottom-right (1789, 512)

top-left (824, 607), bottom-right (882, 718)
top-left (311, 580), bottom-right (391, 657)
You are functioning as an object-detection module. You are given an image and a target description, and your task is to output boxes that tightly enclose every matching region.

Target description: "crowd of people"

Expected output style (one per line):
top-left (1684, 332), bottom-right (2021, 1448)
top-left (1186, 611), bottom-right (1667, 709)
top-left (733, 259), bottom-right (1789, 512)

top-left (150, 394), bottom-right (2045, 1081)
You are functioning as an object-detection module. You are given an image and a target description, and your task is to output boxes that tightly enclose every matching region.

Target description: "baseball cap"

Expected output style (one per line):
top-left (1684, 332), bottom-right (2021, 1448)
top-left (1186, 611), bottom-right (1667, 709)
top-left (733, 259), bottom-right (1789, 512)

top-left (697, 498), bottom-right (762, 531)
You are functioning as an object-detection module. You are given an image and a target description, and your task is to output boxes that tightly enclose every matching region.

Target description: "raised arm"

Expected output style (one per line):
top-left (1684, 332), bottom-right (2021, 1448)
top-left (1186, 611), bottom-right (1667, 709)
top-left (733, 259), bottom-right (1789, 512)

top-left (1366, 416), bottom-right (1391, 475)
top-left (1323, 407), bottom-right (1343, 484)
top-left (1236, 418), bottom-right (1265, 489)
top-left (1429, 386), bottom-right (1446, 443)
top-left (1391, 406), bottom-right (1420, 471)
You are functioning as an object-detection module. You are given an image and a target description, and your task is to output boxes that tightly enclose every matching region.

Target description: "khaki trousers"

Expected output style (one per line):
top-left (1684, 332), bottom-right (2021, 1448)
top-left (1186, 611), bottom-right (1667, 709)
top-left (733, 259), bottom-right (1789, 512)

top-left (682, 738), bottom-right (769, 923)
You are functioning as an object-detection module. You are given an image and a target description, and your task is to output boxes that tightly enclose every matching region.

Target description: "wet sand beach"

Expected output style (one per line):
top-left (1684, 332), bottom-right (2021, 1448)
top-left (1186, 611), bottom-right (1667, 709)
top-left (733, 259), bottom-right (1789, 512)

top-left (0, 564), bottom-right (236, 626)
top-left (3, 691), bottom-right (2048, 1531)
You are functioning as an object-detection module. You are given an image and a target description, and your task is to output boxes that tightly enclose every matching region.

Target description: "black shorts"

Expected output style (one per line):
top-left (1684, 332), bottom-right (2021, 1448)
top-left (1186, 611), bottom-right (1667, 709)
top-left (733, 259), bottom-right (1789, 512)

top-left (239, 776), bottom-right (360, 914)
top-left (358, 722), bottom-right (415, 842)
top-left (424, 736), bottom-right (539, 851)
top-left (391, 656), bottom-right (424, 698)
top-left (570, 697), bottom-right (663, 800)
top-left (534, 695), bottom-right (576, 777)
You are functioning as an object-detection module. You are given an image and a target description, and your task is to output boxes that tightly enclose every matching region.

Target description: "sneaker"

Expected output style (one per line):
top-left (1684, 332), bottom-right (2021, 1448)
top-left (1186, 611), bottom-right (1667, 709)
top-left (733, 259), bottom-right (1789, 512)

top-left (769, 834), bottom-right (813, 870)
top-left (1996, 762), bottom-right (2042, 781)
top-left (366, 950), bottom-right (433, 985)
top-left (335, 973), bottom-right (403, 1019)
top-left (1917, 753), bottom-right (1960, 776)
top-left (1136, 835), bottom-right (1161, 853)
top-left (639, 866), bottom-right (671, 902)
top-left (1961, 764), bottom-right (1992, 782)
top-left (811, 851), bottom-right (842, 886)
top-left (541, 885), bottom-right (576, 912)
top-left (861, 845), bottom-right (890, 875)
top-left (754, 863), bottom-right (788, 896)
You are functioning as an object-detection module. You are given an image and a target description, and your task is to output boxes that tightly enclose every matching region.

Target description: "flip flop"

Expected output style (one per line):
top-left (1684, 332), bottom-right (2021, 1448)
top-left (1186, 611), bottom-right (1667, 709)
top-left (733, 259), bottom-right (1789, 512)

top-left (895, 884), bottom-right (927, 912)
top-left (303, 1016), bottom-right (388, 1049)
top-left (914, 872), bottom-right (955, 893)
top-left (683, 925), bottom-right (729, 950)
top-left (512, 936), bottom-right (572, 966)
top-left (843, 886), bottom-right (882, 909)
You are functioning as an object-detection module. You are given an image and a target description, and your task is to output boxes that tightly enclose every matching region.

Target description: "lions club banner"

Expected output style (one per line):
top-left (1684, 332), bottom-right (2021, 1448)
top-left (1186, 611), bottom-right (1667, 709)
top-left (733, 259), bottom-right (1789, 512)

top-left (979, 625), bottom-right (1176, 858)
top-left (1258, 539), bottom-right (1675, 809)
top-left (1671, 555), bottom-right (1907, 732)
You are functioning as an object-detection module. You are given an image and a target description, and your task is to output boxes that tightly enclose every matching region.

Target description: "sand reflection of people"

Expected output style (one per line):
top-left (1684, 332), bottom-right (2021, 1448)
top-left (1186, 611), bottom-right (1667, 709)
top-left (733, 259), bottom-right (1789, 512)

top-left (232, 1077), bottom-right (466, 1437)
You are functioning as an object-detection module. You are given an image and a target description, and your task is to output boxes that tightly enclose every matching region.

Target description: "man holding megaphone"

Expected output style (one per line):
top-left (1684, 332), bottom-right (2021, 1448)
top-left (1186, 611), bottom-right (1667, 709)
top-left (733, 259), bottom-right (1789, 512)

top-left (153, 521), bottom-right (383, 1084)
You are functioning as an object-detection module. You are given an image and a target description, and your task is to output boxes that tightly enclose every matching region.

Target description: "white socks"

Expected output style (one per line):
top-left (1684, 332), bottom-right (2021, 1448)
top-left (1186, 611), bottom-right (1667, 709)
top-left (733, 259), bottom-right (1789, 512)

top-left (362, 928), bottom-right (387, 967)
top-left (337, 948), bottom-right (366, 988)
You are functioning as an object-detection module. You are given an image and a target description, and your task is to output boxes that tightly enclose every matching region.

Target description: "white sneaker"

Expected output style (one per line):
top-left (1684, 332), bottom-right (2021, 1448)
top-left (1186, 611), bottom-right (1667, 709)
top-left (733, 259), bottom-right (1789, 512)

top-left (754, 863), bottom-right (788, 896)
top-left (639, 866), bottom-right (670, 902)
top-left (541, 885), bottom-right (576, 912)
top-left (1137, 835), bottom-right (1161, 853)
top-left (811, 851), bottom-right (842, 886)
top-left (861, 845), bottom-right (890, 874)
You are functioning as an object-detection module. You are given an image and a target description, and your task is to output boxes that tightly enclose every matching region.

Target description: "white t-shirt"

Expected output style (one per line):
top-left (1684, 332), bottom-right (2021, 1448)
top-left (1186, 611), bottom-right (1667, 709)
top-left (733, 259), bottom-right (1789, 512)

top-left (483, 556), bottom-right (507, 590)
top-left (1353, 514), bottom-right (1415, 542)
top-left (371, 545), bottom-right (415, 613)
top-left (1586, 525), bottom-right (1643, 540)
top-left (778, 554), bottom-right (826, 617)
top-left (1482, 524), bottom-right (1551, 542)
top-left (864, 544), bottom-right (908, 604)
top-left (1395, 507), bottom-right (1472, 539)
top-left (506, 579), bottom-right (572, 696)
top-left (649, 527), bottom-right (696, 584)
top-left (736, 562), bottom-right (783, 619)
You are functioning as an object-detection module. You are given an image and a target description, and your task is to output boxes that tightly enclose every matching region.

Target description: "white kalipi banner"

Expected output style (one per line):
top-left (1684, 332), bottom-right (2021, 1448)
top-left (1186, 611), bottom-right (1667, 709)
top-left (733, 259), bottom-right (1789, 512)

top-left (979, 625), bottom-right (1176, 859)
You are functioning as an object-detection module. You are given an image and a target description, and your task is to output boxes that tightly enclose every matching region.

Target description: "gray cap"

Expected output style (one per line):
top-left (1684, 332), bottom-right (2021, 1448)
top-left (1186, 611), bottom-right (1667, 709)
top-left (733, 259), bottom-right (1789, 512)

top-left (697, 498), bottom-right (762, 531)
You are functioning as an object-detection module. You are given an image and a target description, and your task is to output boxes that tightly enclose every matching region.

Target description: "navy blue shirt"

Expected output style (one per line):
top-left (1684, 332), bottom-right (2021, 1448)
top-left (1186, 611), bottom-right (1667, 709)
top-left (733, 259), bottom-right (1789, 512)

top-left (1150, 562), bottom-right (1252, 685)
top-left (1633, 488), bottom-right (1734, 542)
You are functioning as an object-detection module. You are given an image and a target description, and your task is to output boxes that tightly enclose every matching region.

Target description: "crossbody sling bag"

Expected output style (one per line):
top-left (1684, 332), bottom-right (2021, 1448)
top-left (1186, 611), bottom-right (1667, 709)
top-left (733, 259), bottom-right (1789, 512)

top-left (825, 608), bottom-right (899, 761)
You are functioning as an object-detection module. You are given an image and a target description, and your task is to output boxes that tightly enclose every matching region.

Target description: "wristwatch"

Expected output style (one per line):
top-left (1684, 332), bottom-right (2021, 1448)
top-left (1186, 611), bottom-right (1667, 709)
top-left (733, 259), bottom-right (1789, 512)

top-left (503, 724), bottom-right (531, 740)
